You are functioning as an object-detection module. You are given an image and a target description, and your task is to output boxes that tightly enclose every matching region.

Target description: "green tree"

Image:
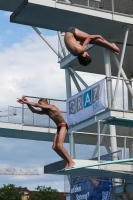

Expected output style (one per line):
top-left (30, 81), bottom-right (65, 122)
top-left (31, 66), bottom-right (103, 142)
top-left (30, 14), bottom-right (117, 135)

top-left (29, 186), bottom-right (63, 200)
top-left (0, 184), bottom-right (24, 200)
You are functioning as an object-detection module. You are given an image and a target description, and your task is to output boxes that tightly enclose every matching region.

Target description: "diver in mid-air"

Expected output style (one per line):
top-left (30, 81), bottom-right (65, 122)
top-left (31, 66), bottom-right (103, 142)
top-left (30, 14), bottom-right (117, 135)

top-left (64, 27), bottom-right (120, 66)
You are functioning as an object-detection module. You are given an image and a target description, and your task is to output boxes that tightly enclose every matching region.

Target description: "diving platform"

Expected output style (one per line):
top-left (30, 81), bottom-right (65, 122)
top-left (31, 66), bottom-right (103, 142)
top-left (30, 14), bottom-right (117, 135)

top-left (1, 98), bottom-right (67, 141)
top-left (68, 109), bottom-right (133, 137)
top-left (103, 117), bottom-right (133, 127)
top-left (44, 159), bottom-right (133, 179)
top-left (5, 106), bottom-right (133, 140)
top-left (0, 0), bottom-right (23, 12)
top-left (1, 0), bottom-right (133, 78)
top-left (0, 122), bottom-right (69, 142)
top-left (60, 44), bottom-right (133, 77)
top-left (8, 0), bottom-right (133, 45)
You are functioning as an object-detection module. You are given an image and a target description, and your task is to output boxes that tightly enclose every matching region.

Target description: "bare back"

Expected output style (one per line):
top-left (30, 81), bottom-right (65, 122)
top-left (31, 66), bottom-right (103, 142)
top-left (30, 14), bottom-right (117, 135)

top-left (42, 105), bottom-right (66, 126)
top-left (64, 32), bottom-right (83, 56)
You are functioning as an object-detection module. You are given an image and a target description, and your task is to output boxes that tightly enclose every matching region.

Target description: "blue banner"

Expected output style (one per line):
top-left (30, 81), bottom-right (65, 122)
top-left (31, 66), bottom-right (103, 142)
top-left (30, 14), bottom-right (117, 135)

top-left (70, 153), bottom-right (113, 200)
top-left (70, 176), bottom-right (112, 200)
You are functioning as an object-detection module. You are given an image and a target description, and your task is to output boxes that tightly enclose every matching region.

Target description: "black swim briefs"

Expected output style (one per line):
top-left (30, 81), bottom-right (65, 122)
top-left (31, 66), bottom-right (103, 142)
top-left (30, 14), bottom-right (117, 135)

top-left (57, 123), bottom-right (68, 134)
top-left (67, 27), bottom-right (76, 37)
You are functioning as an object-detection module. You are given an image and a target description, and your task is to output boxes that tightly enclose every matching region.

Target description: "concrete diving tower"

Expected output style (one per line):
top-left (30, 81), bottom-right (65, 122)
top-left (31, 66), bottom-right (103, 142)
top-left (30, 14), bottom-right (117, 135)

top-left (1, 0), bottom-right (133, 196)
top-left (1, 0), bottom-right (133, 158)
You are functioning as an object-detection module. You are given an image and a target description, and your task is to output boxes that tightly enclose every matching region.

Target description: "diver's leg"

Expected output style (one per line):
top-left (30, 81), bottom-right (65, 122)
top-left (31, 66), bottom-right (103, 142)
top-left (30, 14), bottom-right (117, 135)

top-left (90, 38), bottom-right (120, 54)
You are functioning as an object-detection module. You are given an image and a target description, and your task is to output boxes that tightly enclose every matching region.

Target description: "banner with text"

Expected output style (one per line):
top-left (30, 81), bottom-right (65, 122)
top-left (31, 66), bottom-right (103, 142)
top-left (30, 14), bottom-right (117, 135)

top-left (66, 78), bottom-right (107, 125)
top-left (70, 176), bottom-right (112, 200)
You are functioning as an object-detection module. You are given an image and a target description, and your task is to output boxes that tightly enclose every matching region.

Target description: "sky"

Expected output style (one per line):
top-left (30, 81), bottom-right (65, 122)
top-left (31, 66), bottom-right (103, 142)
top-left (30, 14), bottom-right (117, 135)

top-left (0, 10), bottom-right (104, 192)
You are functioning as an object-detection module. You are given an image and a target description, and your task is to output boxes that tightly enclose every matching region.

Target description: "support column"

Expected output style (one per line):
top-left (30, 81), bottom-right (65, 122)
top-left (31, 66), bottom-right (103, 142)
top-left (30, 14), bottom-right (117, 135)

top-left (65, 68), bottom-right (71, 98)
top-left (111, 53), bottom-right (133, 98)
top-left (103, 48), bottom-right (112, 108)
top-left (109, 125), bottom-right (118, 160)
top-left (129, 85), bottom-right (133, 158)
top-left (65, 68), bottom-right (72, 160)
top-left (70, 132), bottom-right (75, 159)
top-left (32, 27), bottom-right (63, 60)
top-left (70, 72), bottom-right (81, 92)
top-left (129, 141), bottom-right (133, 158)
top-left (57, 31), bottom-right (67, 57)
top-left (112, 26), bottom-right (129, 108)
top-left (128, 78), bottom-right (132, 111)
top-left (103, 48), bottom-right (118, 161)
top-left (126, 77), bottom-right (133, 159)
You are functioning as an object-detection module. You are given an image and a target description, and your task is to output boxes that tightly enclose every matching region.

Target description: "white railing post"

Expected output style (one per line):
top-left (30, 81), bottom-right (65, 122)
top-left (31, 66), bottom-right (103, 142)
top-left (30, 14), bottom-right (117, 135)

top-left (111, 0), bottom-right (114, 13)
top-left (48, 99), bottom-right (50, 132)
top-left (124, 137), bottom-right (126, 159)
top-left (70, 131), bottom-right (75, 159)
top-left (8, 106), bottom-right (9, 123)
top-left (92, 124), bottom-right (108, 158)
top-left (98, 121), bottom-right (101, 163)
top-left (22, 104), bottom-right (24, 124)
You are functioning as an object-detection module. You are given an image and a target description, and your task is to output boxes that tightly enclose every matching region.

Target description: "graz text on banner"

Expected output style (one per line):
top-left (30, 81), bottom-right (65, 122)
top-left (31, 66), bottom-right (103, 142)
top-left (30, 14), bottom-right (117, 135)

top-left (66, 78), bottom-right (107, 125)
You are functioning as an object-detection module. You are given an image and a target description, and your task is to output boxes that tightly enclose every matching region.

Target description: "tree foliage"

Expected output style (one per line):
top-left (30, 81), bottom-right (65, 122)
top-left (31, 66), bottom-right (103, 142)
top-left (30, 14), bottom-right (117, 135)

top-left (28, 186), bottom-right (63, 200)
top-left (0, 184), bottom-right (23, 200)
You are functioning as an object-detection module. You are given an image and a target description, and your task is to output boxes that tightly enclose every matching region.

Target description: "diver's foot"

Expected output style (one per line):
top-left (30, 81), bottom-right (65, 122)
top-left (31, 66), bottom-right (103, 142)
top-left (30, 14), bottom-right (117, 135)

top-left (112, 43), bottom-right (120, 54)
top-left (64, 161), bottom-right (75, 170)
top-left (62, 163), bottom-right (68, 170)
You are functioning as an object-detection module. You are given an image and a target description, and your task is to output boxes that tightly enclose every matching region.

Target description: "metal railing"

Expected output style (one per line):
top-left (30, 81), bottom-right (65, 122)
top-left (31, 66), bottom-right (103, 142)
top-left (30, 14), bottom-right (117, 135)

top-left (8, 96), bottom-right (66, 128)
top-left (70, 131), bottom-right (132, 161)
top-left (57, 0), bottom-right (133, 16)
top-left (64, 130), bottom-right (133, 193)
top-left (106, 77), bottom-right (133, 112)
top-left (1, 76), bottom-right (133, 126)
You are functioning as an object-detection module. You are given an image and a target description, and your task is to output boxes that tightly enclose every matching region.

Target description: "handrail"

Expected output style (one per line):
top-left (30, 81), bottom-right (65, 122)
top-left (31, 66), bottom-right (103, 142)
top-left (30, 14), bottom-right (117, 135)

top-left (57, 0), bottom-right (133, 17)
top-left (25, 95), bottom-right (66, 102)
top-left (72, 131), bottom-right (133, 140)
top-left (7, 97), bottom-right (66, 127)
